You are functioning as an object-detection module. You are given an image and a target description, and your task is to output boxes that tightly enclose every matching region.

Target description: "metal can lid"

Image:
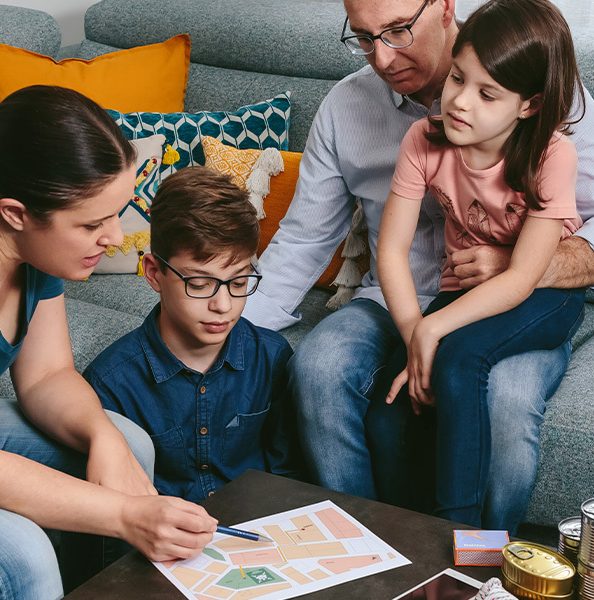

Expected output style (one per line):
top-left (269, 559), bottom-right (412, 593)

top-left (558, 516), bottom-right (582, 541)
top-left (582, 498), bottom-right (594, 519)
top-left (502, 542), bottom-right (575, 596)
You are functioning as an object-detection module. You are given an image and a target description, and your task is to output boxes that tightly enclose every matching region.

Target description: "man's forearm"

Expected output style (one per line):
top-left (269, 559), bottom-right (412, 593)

top-left (539, 236), bottom-right (594, 288)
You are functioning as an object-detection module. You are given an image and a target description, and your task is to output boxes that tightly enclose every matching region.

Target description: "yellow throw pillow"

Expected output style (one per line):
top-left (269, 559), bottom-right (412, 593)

top-left (0, 34), bottom-right (190, 112)
top-left (202, 136), bottom-right (355, 291)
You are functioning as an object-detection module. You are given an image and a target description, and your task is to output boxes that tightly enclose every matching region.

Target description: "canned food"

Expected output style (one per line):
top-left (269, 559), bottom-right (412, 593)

top-left (558, 516), bottom-right (581, 566)
top-left (502, 542), bottom-right (575, 599)
top-left (577, 559), bottom-right (594, 599)
top-left (580, 499), bottom-right (594, 569)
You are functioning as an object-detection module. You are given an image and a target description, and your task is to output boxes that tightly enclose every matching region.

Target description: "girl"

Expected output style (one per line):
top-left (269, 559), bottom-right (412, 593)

top-left (0, 86), bottom-right (216, 600)
top-left (377, 0), bottom-right (586, 527)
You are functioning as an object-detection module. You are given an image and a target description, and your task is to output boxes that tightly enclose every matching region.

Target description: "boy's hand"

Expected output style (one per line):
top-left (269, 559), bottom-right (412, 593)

top-left (119, 496), bottom-right (218, 562)
top-left (407, 319), bottom-right (439, 410)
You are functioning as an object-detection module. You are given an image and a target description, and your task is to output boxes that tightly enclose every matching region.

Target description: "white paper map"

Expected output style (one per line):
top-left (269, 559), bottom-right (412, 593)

top-left (154, 500), bottom-right (410, 599)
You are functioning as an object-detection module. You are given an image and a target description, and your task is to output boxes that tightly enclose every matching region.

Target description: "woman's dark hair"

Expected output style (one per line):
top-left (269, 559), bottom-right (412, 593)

top-left (0, 85), bottom-right (136, 222)
top-left (427, 0), bottom-right (585, 210)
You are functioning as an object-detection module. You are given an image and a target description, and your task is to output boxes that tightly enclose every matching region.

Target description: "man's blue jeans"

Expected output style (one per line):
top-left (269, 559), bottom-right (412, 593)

top-left (0, 399), bottom-right (155, 600)
top-left (292, 297), bottom-right (576, 533)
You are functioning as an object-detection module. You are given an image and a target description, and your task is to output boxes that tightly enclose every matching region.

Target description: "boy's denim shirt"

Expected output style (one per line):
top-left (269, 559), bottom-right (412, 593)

top-left (84, 304), bottom-right (302, 502)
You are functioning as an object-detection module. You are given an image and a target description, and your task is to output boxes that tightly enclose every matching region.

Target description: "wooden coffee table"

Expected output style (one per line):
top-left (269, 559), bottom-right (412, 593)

top-left (66, 470), bottom-right (500, 599)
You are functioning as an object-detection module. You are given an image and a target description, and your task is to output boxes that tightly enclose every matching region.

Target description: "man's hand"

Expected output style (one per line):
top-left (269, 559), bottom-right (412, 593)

top-left (120, 496), bottom-right (218, 562)
top-left (539, 236), bottom-right (594, 288)
top-left (87, 430), bottom-right (157, 496)
top-left (450, 246), bottom-right (513, 289)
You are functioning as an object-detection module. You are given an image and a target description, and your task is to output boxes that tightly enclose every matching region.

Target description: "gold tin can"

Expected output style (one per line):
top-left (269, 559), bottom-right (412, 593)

top-left (502, 542), bottom-right (575, 599)
top-left (558, 516), bottom-right (581, 566)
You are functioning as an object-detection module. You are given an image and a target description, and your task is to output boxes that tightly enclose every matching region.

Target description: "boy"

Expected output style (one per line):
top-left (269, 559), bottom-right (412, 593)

top-left (84, 167), bottom-right (302, 502)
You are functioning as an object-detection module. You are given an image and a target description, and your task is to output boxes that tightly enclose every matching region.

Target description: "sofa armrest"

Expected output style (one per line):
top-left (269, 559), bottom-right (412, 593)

top-left (0, 5), bottom-right (61, 57)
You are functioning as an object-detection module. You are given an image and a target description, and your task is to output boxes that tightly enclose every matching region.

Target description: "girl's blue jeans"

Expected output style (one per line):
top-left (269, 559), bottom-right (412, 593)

top-left (373, 287), bottom-right (585, 528)
top-left (0, 400), bottom-right (155, 600)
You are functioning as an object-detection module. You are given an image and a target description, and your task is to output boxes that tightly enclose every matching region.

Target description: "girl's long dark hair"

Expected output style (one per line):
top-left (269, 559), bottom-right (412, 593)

top-left (427, 0), bottom-right (585, 210)
top-left (0, 85), bottom-right (135, 222)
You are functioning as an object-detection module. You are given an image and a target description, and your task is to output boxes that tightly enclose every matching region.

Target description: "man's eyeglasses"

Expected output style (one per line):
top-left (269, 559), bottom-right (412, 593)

top-left (154, 254), bottom-right (262, 299)
top-left (340, 0), bottom-right (431, 55)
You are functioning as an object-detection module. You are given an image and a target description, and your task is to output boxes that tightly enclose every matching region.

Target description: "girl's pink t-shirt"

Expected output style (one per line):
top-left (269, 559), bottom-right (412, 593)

top-left (391, 118), bottom-right (581, 291)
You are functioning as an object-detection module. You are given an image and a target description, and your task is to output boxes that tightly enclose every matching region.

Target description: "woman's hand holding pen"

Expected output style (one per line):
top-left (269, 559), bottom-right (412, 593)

top-left (119, 495), bottom-right (218, 562)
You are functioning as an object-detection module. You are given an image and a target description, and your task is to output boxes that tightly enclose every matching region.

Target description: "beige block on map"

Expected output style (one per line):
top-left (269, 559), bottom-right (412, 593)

top-left (307, 569), bottom-right (329, 580)
top-left (233, 583), bottom-right (292, 599)
top-left (263, 525), bottom-right (294, 546)
top-left (171, 566), bottom-right (206, 588)
top-left (287, 515), bottom-right (326, 543)
top-left (204, 585), bottom-right (234, 598)
top-left (194, 574), bottom-right (218, 593)
top-left (280, 566), bottom-right (312, 585)
top-left (215, 537), bottom-right (273, 552)
top-left (205, 562), bottom-right (229, 575)
top-left (281, 541), bottom-right (347, 560)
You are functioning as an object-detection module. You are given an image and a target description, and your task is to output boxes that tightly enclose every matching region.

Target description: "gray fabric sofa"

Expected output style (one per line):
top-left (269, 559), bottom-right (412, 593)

top-left (1, 0), bottom-right (593, 532)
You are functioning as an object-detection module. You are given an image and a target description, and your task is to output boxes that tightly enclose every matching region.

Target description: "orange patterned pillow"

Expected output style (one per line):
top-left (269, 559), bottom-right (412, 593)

top-left (0, 34), bottom-right (190, 112)
top-left (201, 137), bottom-right (344, 289)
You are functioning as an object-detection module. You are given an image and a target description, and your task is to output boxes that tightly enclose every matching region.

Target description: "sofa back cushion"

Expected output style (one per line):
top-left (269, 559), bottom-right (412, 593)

top-left (79, 0), bottom-right (365, 152)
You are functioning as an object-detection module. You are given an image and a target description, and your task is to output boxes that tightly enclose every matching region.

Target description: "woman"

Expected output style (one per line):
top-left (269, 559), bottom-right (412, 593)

top-left (0, 85), bottom-right (217, 600)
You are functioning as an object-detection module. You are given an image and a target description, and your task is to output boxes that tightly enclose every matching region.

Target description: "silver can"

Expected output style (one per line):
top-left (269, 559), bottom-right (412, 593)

top-left (577, 559), bottom-right (594, 600)
top-left (579, 499), bottom-right (594, 569)
top-left (558, 516), bottom-right (581, 566)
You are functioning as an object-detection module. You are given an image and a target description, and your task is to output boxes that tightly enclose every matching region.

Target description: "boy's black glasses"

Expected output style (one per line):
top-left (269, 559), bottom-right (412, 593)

top-left (154, 254), bottom-right (262, 299)
top-left (340, 0), bottom-right (430, 55)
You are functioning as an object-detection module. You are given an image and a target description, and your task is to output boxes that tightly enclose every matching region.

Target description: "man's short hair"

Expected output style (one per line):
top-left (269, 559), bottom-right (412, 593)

top-left (150, 166), bottom-right (259, 265)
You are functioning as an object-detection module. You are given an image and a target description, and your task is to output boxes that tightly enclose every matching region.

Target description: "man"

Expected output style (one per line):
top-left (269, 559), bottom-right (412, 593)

top-left (243, 0), bottom-right (594, 533)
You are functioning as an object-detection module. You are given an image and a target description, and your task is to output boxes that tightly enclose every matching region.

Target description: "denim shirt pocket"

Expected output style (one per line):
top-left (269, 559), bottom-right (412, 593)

top-left (222, 403), bottom-right (271, 467)
top-left (150, 426), bottom-right (189, 479)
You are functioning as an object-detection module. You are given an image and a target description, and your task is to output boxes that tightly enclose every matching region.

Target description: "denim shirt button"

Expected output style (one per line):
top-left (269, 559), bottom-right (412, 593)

top-left (200, 385), bottom-right (206, 394)
top-left (200, 464), bottom-right (209, 470)
top-left (208, 491), bottom-right (215, 497)
top-left (199, 427), bottom-right (208, 435)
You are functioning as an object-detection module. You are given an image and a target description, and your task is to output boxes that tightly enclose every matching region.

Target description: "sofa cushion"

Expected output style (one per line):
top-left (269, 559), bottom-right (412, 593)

top-left (95, 135), bottom-right (166, 274)
top-left (0, 34), bottom-right (190, 111)
top-left (200, 137), bottom-right (346, 290)
top-left (525, 331), bottom-right (594, 527)
top-left (107, 92), bottom-right (291, 174)
top-left (0, 5), bottom-right (61, 57)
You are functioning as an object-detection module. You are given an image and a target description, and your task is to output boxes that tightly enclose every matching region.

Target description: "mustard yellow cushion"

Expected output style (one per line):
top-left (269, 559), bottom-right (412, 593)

top-left (0, 34), bottom-right (190, 112)
top-left (202, 136), bottom-right (345, 289)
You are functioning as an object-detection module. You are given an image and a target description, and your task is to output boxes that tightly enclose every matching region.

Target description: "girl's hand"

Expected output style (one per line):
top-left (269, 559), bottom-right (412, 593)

top-left (385, 369), bottom-right (408, 404)
top-left (407, 320), bottom-right (439, 411)
top-left (87, 430), bottom-right (157, 496)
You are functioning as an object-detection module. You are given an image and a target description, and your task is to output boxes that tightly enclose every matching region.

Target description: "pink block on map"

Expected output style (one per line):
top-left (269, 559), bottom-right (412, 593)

top-left (319, 555), bottom-right (381, 574)
top-left (229, 548), bottom-right (283, 566)
top-left (315, 508), bottom-right (363, 539)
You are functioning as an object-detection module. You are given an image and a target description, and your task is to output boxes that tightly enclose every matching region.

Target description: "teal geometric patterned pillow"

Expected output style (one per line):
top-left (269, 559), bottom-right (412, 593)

top-left (108, 92), bottom-right (291, 176)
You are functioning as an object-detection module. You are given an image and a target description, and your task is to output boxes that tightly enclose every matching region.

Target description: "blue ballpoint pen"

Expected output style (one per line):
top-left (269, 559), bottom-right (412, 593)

top-left (216, 525), bottom-right (274, 543)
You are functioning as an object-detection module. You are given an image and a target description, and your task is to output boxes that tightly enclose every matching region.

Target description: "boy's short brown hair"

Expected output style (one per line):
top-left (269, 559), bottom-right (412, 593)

top-left (150, 166), bottom-right (259, 265)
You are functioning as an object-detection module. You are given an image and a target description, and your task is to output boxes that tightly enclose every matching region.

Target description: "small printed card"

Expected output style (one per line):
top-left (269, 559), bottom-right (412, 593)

top-left (453, 530), bottom-right (509, 566)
